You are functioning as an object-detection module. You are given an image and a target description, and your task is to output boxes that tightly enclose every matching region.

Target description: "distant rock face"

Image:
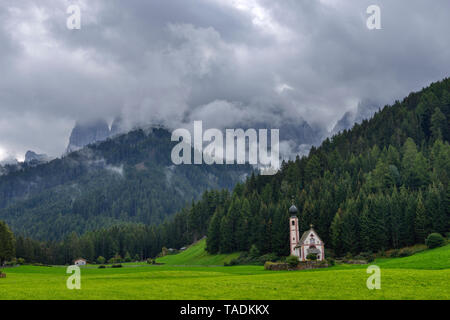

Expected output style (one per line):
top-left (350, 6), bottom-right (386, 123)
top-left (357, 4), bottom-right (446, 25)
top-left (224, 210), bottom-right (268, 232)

top-left (332, 100), bottom-right (380, 135)
top-left (110, 116), bottom-right (126, 137)
top-left (66, 119), bottom-right (111, 153)
top-left (25, 151), bottom-right (49, 163)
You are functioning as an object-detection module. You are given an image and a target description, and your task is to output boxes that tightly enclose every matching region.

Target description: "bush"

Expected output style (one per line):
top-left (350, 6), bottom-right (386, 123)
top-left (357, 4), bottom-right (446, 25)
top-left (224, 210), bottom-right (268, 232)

top-left (147, 258), bottom-right (155, 265)
top-left (398, 248), bottom-right (413, 257)
top-left (326, 258), bottom-right (335, 266)
top-left (17, 258), bottom-right (25, 265)
top-left (98, 265), bottom-right (106, 269)
top-left (389, 249), bottom-right (400, 258)
top-left (111, 264), bottom-right (122, 268)
top-left (286, 256), bottom-right (299, 268)
top-left (306, 253), bottom-right (317, 261)
top-left (108, 254), bottom-right (123, 264)
top-left (96, 256), bottom-right (106, 265)
top-left (324, 248), bottom-right (335, 259)
top-left (264, 261), bottom-right (289, 271)
top-left (258, 253), bottom-right (279, 264)
top-left (4, 260), bottom-right (17, 267)
top-left (425, 233), bottom-right (445, 249)
top-left (249, 245), bottom-right (260, 258)
top-left (224, 258), bottom-right (239, 267)
top-left (359, 251), bottom-right (374, 262)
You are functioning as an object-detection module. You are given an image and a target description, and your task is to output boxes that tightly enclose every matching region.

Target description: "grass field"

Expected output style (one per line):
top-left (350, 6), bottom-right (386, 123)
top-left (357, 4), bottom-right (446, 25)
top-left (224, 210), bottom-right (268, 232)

top-left (1, 244), bottom-right (449, 300)
top-left (156, 238), bottom-right (241, 266)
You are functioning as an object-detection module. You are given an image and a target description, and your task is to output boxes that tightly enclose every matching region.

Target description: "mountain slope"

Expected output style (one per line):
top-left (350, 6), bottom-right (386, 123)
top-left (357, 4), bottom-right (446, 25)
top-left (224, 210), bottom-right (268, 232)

top-left (164, 77), bottom-right (450, 257)
top-left (7, 78), bottom-right (450, 265)
top-left (0, 127), bottom-right (252, 240)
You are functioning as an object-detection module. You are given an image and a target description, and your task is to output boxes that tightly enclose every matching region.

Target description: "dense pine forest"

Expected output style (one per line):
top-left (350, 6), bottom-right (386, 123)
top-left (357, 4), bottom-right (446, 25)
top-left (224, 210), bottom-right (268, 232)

top-left (1, 78), bottom-right (449, 265)
top-left (0, 128), bottom-right (251, 241)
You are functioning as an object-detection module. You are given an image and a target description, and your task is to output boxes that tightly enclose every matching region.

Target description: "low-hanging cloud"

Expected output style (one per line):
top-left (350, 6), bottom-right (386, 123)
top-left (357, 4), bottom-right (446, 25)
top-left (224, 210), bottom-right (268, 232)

top-left (0, 0), bottom-right (449, 159)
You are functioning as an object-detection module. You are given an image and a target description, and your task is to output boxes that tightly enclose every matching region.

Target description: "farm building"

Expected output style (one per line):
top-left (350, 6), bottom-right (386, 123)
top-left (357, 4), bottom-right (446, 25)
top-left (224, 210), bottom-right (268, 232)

top-left (74, 258), bottom-right (87, 266)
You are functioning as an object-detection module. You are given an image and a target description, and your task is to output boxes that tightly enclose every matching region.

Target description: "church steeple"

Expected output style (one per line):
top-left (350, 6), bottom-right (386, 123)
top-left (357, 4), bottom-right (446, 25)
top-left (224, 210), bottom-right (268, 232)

top-left (289, 198), bottom-right (300, 257)
top-left (289, 197), bottom-right (298, 216)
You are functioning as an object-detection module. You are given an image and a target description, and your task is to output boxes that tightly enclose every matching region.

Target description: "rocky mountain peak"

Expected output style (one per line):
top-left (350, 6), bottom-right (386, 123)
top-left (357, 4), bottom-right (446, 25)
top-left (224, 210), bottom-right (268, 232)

top-left (66, 119), bottom-right (111, 153)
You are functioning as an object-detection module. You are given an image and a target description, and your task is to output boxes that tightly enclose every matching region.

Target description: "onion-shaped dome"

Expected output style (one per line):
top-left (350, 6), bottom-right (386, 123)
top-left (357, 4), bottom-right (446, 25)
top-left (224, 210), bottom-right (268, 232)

top-left (289, 204), bottom-right (298, 214)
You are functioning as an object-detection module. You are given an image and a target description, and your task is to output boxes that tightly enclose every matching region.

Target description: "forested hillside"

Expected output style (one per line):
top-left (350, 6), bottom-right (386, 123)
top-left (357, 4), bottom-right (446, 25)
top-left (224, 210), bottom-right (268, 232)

top-left (0, 128), bottom-right (251, 240)
top-left (9, 78), bottom-right (450, 265)
top-left (203, 78), bottom-right (450, 256)
top-left (165, 78), bottom-right (450, 256)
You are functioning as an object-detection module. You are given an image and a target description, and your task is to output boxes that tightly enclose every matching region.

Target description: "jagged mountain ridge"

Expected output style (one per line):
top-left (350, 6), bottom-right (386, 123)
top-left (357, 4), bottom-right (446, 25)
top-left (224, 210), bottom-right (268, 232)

top-left (332, 100), bottom-right (380, 135)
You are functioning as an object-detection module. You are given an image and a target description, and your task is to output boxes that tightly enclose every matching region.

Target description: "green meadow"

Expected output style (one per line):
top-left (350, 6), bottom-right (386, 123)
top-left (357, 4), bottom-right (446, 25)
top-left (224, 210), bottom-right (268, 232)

top-left (1, 243), bottom-right (449, 300)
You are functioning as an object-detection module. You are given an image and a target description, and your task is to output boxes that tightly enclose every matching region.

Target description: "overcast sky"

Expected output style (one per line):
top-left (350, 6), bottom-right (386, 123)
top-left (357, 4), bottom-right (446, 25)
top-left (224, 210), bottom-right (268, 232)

top-left (0, 0), bottom-right (449, 160)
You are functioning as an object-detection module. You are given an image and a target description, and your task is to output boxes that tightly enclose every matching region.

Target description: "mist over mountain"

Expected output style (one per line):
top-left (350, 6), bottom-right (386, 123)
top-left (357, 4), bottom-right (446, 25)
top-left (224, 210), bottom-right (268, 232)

top-left (66, 119), bottom-right (111, 153)
top-left (332, 100), bottom-right (381, 135)
top-left (0, 127), bottom-right (252, 240)
top-left (24, 151), bottom-right (49, 164)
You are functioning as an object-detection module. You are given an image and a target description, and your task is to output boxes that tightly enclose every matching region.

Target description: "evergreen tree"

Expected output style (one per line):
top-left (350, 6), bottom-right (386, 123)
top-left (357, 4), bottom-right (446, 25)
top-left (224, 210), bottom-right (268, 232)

top-left (0, 221), bottom-right (15, 265)
top-left (206, 209), bottom-right (222, 254)
top-left (414, 193), bottom-right (428, 243)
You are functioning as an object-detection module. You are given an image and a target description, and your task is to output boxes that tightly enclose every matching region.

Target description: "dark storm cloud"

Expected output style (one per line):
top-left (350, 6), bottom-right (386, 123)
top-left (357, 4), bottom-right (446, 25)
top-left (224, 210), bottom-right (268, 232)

top-left (0, 0), bottom-right (449, 159)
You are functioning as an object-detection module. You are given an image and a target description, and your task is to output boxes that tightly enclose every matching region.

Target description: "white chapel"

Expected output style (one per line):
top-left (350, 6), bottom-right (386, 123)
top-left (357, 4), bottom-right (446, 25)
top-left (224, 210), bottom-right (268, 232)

top-left (289, 204), bottom-right (325, 261)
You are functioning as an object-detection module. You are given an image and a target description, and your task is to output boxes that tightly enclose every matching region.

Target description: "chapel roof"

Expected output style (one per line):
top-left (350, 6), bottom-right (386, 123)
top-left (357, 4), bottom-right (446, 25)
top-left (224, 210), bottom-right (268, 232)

top-left (299, 226), bottom-right (323, 244)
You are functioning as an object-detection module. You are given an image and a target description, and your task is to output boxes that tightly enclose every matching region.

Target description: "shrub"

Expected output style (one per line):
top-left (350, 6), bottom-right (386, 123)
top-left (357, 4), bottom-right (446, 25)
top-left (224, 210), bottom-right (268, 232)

top-left (425, 233), bottom-right (445, 249)
top-left (249, 245), bottom-right (260, 258)
top-left (98, 265), bottom-right (106, 269)
top-left (111, 264), bottom-right (122, 268)
top-left (147, 258), bottom-right (155, 265)
top-left (258, 253), bottom-right (279, 264)
top-left (324, 248), bottom-right (335, 259)
top-left (108, 254), bottom-right (123, 264)
top-left (96, 256), bottom-right (106, 265)
top-left (17, 258), bottom-right (25, 265)
top-left (359, 251), bottom-right (374, 262)
top-left (4, 260), bottom-right (16, 267)
top-left (286, 256), bottom-right (299, 268)
top-left (390, 249), bottom-right (400, 258)
top-left (306, 253), bottom-right (317, 261)
top-left (398, 248), bottom-right (413, 257)
top-left (264, 261), bottom-right (289, 271)
top-left (224, 258), bottom-right (239, 267)
top-left (326, 258), bottom-right (335, 266)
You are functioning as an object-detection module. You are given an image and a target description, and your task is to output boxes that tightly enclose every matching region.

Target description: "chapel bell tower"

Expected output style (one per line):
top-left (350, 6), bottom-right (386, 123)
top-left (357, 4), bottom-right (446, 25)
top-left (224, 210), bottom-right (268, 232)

top-left (289, 203), bottom-right (299, 256)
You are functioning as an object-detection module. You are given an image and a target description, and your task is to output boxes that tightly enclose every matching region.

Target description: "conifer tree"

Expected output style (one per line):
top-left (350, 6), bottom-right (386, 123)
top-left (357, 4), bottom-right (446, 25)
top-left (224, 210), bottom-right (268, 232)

top-left (414, 193), bottom-right (428, 243)
top-left (0, 221), bottom-right (15, 265)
